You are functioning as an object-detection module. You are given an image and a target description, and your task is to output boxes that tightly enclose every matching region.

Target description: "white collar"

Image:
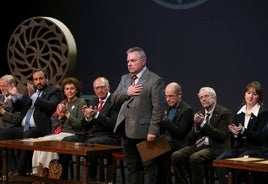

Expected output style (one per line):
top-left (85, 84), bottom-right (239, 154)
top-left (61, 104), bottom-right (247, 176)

top-left (237, 104), bottom-right (260, 117)
top-left (136, 66), bottom-right (147, 79)
top-left (99, 92), bottom-right (110, 102)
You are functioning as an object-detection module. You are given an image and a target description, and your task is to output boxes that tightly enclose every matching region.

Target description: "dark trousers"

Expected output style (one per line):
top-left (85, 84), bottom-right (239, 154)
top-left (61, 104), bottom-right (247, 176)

top-left (157, 151), bottom-right (172, 184)
top-left (122, 136), bottom-right (158, 184)
top-left (171, 145), bottom-right (214, 184)
top-left (1, 149), bottom-right (17, 171)
top-left (60, 133), bottom-right (119, 180)
top-left (0, 127), bottom-right (49, 174)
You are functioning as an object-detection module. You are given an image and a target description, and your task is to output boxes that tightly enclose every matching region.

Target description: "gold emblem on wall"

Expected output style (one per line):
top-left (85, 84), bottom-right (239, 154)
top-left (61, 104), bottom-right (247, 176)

top-left (7, 16), bottom-right (77, 93)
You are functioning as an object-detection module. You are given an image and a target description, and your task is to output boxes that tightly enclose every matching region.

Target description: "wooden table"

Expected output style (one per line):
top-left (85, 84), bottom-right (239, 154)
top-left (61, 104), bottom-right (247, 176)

top-left (213, 158), bottom-right (268, 184)
top-left (0, 139), bottom-right (121, 184)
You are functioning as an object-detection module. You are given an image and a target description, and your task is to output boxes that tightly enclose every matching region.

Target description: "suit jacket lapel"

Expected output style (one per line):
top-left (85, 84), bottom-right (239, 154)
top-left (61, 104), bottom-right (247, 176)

top-left (100, 96), bottom-right (111, 115)
top-left (174, 102), bottom-right (184, 119)
top-left (210, 104), bottom-right (220, 125)
top-left (137, 69), bottom-right (150, 85)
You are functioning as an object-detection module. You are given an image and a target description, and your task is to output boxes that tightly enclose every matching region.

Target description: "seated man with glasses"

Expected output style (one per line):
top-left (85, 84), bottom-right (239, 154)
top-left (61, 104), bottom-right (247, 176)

top-left (171, 87), bottom-right (232, 184)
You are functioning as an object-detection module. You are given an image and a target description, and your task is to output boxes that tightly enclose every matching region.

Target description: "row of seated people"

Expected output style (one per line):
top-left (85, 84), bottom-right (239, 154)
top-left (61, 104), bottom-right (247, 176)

top-left (0, 70), bottom-right (62, 177)
top-left (0, 71), bottom-right (121, 181)
top-left (161, 81), bottom-right (268, 184)
top-left (1, 70), bottom-right (268, 184)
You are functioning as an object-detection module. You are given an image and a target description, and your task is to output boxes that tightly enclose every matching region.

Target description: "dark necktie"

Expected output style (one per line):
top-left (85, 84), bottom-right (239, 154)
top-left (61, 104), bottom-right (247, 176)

top-left (98, 100), bottom-right (104, 112)
top-left (131, 75), bottom-right (137, 85)
top-left (205, 113), bottom-right (210, 123)
top-left (195, 113), bottom-right (211, 147)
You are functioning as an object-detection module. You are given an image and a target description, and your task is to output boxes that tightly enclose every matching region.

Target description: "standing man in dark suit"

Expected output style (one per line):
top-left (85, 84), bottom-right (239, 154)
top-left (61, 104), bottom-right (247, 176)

top-left (158, 82), bottom-right (194, 184)
top-left (60, 77), bottom-right (120, 180)
top-left (171, 87), bottom-right (232, 184)
top-left (0, 69), bottom-right (61, 176)
top-left (112, 47), bottom-right (166, 184)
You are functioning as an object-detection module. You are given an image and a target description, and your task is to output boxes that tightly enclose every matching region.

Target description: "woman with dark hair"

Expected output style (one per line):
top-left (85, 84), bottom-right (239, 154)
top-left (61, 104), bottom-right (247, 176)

top-left (215, 81), bottom-right (268, 184)
top-left (31, 77), bottom-right (86, 176)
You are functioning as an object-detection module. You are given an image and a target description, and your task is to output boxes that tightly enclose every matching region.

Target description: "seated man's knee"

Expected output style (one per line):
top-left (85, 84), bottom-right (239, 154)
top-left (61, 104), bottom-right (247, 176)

top-left (171, 151), bottom-right (183, 163)
top-left (189, 153), bottom-right (203, 166)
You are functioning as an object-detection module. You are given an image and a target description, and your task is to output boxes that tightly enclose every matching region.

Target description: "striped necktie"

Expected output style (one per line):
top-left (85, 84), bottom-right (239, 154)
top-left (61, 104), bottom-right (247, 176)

top-left (131, 75), bottom-right (137, 85)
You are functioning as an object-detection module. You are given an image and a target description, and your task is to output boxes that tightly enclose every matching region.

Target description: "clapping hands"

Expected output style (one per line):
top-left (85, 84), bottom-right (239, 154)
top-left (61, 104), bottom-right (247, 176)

top-left (228, 123), bottom-right (243, 135)
top-left (27, 82), bottom-right (35, 97)
top-left (56, 102), bottom-right (68, 120)
top-left (0, 101), bottom-right (5, 115)
top-left (194, 112), bottom-right (205, 131)
top-left (7, 83), bottom-right (18, 97)
top-left (82, 105), bottom-right (98, 120)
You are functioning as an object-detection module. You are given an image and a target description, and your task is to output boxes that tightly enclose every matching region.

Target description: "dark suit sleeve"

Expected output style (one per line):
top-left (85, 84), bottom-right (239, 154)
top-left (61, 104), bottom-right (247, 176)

top-left (148, 77), bottom-right (166, 135)
top-left (161, 107), bottom-right (194, 139)
top-left (111, 75), bottom-right (130, 105)
top-left (242, 110), bottom-right (268, 145)
top-left (2, 111), bottom-right (21, 125)
top-left (34, 86), bottom-right (61, 115)
top-left (82, 118), bottom-right (94, 131)
top-left (84, 103), bottom-right (121, 131)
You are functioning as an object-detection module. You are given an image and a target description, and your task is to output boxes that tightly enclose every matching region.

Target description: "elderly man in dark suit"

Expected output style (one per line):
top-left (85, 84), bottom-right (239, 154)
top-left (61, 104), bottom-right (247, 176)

top-left (112, 47), bottom-right (166, 184)
top-left (0, 74), bottom-right (22, 171)
top-left (171, 87), bottom-right (232, 184)
top-left (0, 74), bottom-right (21, 128)
top-left (0, 69), bottom-right (61, 176)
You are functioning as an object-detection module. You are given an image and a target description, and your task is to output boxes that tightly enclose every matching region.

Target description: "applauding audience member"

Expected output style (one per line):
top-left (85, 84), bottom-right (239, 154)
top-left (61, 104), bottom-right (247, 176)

top-left (215, 81), bottom-right (268, 184)
top-left (171, 87), bottom-right (232, 184)
top-left (0, 74), bottom-right (21, 128)
top-left (157, 82), bottom-right (194, 184)
top-left (31, 77), bottom-right (86, 175)
top-left (0, 75), bottom-right (22, 171)
top-left (0, 69), bottom-right (61, 176)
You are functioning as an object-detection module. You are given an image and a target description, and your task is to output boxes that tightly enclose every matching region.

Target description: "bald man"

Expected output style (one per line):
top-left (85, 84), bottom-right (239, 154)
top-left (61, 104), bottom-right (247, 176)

top-left (157, 82), bottom-right (194, 184)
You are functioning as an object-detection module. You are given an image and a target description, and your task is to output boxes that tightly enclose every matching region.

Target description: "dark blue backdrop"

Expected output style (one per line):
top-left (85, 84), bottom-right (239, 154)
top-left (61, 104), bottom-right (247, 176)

top-left (1, 0), bottom-right (267, 112)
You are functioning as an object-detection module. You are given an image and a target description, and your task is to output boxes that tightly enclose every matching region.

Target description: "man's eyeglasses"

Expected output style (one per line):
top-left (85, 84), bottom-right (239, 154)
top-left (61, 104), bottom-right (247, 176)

top-left (94, 86), bottom-right (107, 90)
